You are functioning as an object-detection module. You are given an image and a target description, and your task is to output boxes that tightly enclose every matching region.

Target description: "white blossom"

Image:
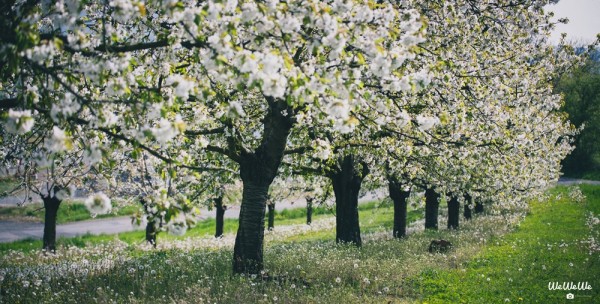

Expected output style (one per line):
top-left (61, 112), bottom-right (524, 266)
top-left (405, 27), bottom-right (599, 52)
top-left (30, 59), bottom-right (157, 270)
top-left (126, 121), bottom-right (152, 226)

top-left (167, 216), bottom-right (188, 236)
top-left (5, 109), bottom-right (35, 134)
top-left (45, 126), bottom-right (71, 152)
top-left (416, 115), bottom-right (439, 131)
top-left (84, 192), bottom-right (112, 215)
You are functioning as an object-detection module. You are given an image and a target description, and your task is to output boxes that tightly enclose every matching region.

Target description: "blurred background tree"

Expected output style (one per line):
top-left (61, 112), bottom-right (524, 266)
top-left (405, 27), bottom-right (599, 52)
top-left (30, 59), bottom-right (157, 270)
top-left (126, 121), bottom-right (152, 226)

top-left (556, 49), bottom-right (600, 179)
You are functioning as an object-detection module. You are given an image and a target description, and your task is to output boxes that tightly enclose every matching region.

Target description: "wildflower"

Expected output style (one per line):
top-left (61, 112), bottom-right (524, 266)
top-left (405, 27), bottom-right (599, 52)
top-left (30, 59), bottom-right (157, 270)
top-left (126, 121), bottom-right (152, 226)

top-left (335, 277), bottom-right (341, 283)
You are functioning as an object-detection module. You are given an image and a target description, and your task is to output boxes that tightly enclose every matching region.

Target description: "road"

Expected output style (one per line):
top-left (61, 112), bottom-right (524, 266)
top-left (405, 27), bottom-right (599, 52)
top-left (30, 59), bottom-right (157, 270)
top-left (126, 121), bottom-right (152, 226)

top-left (557, 177), bottom-right (600, 185)
top-left (0, 190), bottom-right (386, 243)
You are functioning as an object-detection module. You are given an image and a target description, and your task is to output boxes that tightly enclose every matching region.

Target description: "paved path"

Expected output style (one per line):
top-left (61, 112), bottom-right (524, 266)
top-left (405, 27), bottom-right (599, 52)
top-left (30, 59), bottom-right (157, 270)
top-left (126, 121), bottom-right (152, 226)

top-left (0, 190), bottom-right (385, 243)
top-left (557, 177), bottom-right (600, 186)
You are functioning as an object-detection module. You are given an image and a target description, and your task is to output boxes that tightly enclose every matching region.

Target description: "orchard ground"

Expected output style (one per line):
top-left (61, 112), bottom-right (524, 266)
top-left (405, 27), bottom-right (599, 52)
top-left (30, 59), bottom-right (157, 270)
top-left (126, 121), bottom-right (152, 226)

top-left (0, 185), bottom-right (598, 303)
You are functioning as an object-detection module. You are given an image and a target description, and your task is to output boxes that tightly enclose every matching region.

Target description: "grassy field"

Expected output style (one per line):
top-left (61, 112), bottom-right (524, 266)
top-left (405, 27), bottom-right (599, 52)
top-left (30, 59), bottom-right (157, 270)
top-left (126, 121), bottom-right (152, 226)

top-left (414, 185), bottom-right (600, 303)
top-left (0, 186), bottom-right (598, 303)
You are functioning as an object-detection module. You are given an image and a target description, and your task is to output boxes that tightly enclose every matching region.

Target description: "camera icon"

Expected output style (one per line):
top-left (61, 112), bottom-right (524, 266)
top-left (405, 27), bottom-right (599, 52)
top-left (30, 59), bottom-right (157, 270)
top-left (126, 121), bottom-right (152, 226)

top-left (566, 293), bottom-right (575, 300)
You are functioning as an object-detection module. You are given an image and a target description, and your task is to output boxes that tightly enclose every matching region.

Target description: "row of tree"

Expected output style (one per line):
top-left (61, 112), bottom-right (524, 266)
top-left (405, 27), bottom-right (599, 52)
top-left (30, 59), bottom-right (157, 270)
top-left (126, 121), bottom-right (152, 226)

top-left (0, 0), bottom-right (595, 274)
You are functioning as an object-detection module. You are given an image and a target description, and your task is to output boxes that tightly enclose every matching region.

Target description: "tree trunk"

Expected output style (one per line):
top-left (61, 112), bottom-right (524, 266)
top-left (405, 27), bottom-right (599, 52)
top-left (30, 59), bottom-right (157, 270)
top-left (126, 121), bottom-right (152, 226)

top-left (306, 197), bottom-right (313, 225)
top-left (330, 154), bottom-right (368, 247)
top-left (215, 196), bottom-right (225, 238)
top-left (140, 198), bottom-right (158, 246)
top-left (475, 200), bottom-right (484, 214)
top-left (42, 196), bottom-right (61, 252)
top-left (388, 178), bottom-right (410, 238)
top-left (267, 203), bottom-right (275, 231)
top-left (146, 221), bottom-right (157, 247)
top-left (463, 194), bottom-right (472, 220)
top-left (232, 98), bottom-right (293, 274)
top-left (425, 188), bottom-right (440, 230)
top-left (447, 195), bottom-right (459, 230)
top-left (233, 180), bottom-right (270, 274)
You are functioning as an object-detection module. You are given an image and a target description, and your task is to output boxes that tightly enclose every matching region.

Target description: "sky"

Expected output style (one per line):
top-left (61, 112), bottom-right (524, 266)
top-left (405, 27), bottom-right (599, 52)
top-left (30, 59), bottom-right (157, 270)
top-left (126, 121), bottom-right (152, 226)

top-left (547, 0), bottom-right (600, 44)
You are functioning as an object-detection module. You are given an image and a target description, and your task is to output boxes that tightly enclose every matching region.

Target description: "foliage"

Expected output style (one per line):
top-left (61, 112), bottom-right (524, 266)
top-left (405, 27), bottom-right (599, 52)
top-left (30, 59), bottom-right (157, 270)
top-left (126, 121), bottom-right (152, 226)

top-left (556, 57), bottom-right (600, 177)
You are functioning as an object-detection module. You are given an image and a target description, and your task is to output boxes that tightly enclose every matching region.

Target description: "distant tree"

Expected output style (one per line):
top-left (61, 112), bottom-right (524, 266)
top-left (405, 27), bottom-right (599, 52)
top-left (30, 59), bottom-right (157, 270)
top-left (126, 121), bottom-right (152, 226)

top-left (556, 57), bottom-right (600, 176)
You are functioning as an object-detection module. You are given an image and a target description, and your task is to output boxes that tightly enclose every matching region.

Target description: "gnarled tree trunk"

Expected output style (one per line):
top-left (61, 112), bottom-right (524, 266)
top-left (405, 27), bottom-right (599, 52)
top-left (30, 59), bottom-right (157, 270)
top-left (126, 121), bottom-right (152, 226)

top-left (463, 193), bottom-right (472, 220)
top-left (475, 200), bottom-right (484, 214)
top-left (215, 196), bottom-right (226, 238)
top-left (447, 195), bottom-right (459, 230)
top-left (232, 99), bottom-right (293, 274)
top-left (146, 221), bottom-right (157, 247)
top-left (267, 203), bottom-right (275, 231)
top-left (42, 195), bottom-right (62, 252)
top-left (306, 197), bottom-right (313, 225)
top-left (330, 154), bottom-right (368, 247)
top-left (425, 187), bottom-right (440, 230)
top-left (388, 177), bottom-right (410, 238)
top-left (140, 198), bottom-right (158, 247)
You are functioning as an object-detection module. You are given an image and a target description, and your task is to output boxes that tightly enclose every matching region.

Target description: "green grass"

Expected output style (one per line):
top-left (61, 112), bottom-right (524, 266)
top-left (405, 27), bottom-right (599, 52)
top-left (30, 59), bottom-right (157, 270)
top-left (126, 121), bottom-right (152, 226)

top-left (1, 186), bottom-right (598, 303)
top-left (412, 185), bottom-right (600, 303)
top-left (0, 201), bottom-right (139, 224)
